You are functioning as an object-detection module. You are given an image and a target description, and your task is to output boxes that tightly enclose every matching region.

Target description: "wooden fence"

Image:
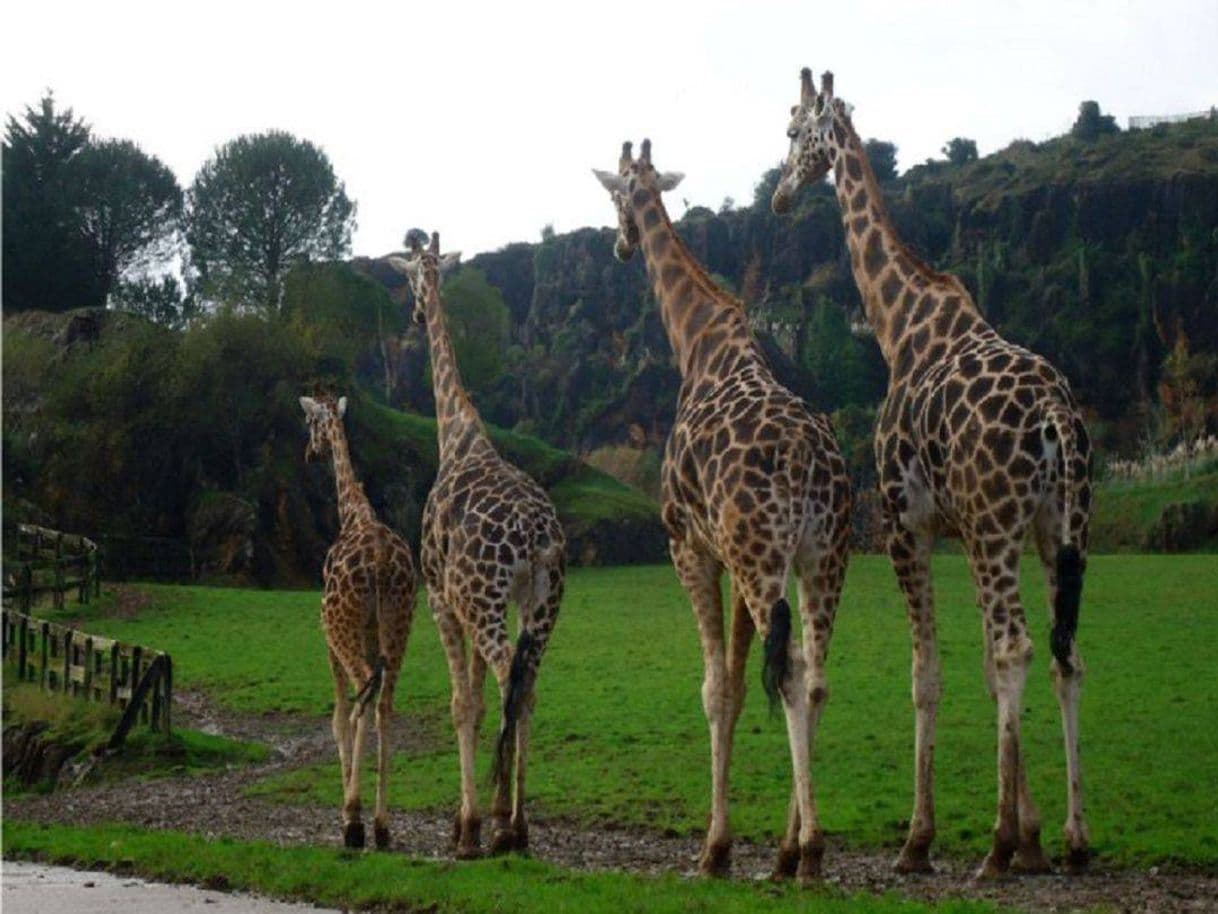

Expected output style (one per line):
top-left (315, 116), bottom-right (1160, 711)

top-left (2, 609), bottom-right (173, 742)
top-left (2, 523), bottom-right (101, 611)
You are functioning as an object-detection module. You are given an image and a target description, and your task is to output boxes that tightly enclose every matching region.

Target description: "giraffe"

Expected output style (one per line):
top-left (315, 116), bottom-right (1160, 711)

top-left (771, 68), bottom-right (1092, 879)
top-left (594, 140), bottom-right (853, 883)
top-left (386, 231), bottom-right (565, 858)
top-left (299, 391), bottom-right (419, 850)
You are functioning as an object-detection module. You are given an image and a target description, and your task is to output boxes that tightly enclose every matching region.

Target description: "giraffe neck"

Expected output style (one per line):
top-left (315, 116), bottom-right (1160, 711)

top-left (633, 188), bottom-right (757, 381)
top-left (829, 118), bottom-right (981, 367)
top-left (327, 423), bottom-right (374, 530)
top-left (420, 286), bottom-right (492, 465)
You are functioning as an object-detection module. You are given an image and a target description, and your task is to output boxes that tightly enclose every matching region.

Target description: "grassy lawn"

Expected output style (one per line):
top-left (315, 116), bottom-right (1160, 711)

top-left (31, 555), bottom-right (1218, 870)
top-left (0, 822), bottom-right (1000, 914)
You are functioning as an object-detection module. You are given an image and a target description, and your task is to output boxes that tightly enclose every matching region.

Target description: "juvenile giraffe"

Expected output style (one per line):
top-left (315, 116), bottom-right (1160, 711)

top-left (595, 141), bottom-right (852, 882)
top-left (387, 232), bottom-right (565, 858)
top-left (772, 68), bottom-right (1092, 878)
top-left (300, 392), bottom-right (418, 850)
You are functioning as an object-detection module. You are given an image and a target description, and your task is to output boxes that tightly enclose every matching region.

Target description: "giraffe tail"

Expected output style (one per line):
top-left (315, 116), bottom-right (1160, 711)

top-left (761, 598), bottom-right (793, 714)
top-left (353, 656), bottom-right (387, 716)
top-left (492, 628), bottom-right (537, 791)
top-left (1043, 401), bottom-right (1084, 675)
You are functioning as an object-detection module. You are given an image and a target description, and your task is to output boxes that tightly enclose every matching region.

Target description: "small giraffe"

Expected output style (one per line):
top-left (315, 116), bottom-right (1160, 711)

top-left (595, 141), bottom-right (853, 882)
top-left (300, 391), bottom-right (418, 850)
top-left (772, 68), bottom-right (1092, 878)
top-left (387, 232), bottom-right (565, 858)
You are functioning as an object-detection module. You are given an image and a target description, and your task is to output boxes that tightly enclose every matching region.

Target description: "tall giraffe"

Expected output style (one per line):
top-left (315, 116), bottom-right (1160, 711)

top-left (595, 141), bottom-right (852, 883)
top-left (387, 232), bottom-right (565, 858)
top-left (300, 391), bottom-right (418, 850)
top-left (772, 68), bottom-right (1092, 878)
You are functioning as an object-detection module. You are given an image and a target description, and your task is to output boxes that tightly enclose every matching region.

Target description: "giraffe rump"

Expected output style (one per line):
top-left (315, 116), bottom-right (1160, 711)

top-left (491, 628), bottom-right (537, 790)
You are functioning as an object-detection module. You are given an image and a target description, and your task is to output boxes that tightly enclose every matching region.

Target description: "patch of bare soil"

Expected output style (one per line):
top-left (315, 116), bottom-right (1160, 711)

top-left (7, 693), bottom-right (1215, 914)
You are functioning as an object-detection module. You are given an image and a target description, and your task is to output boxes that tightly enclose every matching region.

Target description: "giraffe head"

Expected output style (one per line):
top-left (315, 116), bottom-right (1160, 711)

top-left (299, 392), bottom-right (347, 462)
top-left (772, 68), bottom-right (852, 214)
top-left (386, 231), bottom-right (461, 324)
top-left (592, 139), bottom-right (684, 261)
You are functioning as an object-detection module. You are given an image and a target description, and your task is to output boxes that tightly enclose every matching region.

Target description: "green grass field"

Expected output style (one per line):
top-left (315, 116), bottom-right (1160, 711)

top-left (31, 556), bottom-right (1218, 870)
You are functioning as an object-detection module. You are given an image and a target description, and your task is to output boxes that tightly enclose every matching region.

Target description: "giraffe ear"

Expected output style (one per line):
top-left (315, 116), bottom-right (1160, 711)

top-left (438, 252), bottom-right (462, 276)
top-left (337, 397), bottom-right (347, 418)
top-left (386, 255), bottom-right (412, 275)
top-left (593, 169), bottom-right (627, 194)
top-left (300, 396), bottom-right (320, 417)
top-left (656, 171), bottom-right (684, 192)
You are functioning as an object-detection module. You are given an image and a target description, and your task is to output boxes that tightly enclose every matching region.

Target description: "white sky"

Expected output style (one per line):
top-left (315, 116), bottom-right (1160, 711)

top-left (3, 0), bottom-right (1216, 259)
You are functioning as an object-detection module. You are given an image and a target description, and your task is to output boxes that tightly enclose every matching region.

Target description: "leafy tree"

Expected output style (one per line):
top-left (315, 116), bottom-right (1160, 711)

top-left (186, 131), bottom-right (355, 315)
top-left (942, 136), bottom-right (979, 166)
top-left (864, 139), bottom-right (898, 182)
top-left (1071, 101), bottom-right (1119, 141)
top-left (112, 275), bottom-right (194, 328)
top-left (439, 267), bottom-right (511, 393)
top-left (2, 93), bottom-right (95, 312)
top-left (75, 139), bottom-right (183, 304)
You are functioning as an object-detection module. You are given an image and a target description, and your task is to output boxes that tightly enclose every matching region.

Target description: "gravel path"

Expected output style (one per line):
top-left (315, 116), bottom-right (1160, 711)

top-left (7, 694), bottom-right (1216, 914)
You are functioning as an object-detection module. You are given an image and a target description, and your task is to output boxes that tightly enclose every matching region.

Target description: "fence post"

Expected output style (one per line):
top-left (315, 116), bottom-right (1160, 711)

top-left (131, 645), bottom-right (144, 721)
top-left (163, 655), bottom-right (173, 734)
top-left (40, 621), bottom-right (50, 689)
top-left (20, 564), bottom-right (33, 612)
top-left (109, 642), bottom-right (120, 705)
top-left (82, 636), bottom-right (95, 701)
top-left (17, 615), bottom-right (29, 682)
top-left (62, 629), bottom-right (73, 695)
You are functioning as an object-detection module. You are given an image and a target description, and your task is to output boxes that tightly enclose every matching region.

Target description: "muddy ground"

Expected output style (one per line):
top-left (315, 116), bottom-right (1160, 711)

top-left (7, 693), bottom-right (1216, 914)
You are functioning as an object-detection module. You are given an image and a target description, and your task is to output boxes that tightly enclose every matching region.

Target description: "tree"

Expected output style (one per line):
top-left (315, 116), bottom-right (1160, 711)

top-left (439, 268), bottom-right (511, 393)
top-left (942, 136), bottom-right (978, 166)
top-left (2, 93), bottom-right (95, 312)
top-left (75, 139), bottom-right (183, 304)
top-left (864, 139), bottom-right (898, 182)
top-left (1071, 101), bottom-right (1119, 141)
top-left (186, 131), bottom-right (356, 315)
top-left (112, 275), bottom-right (194, 328)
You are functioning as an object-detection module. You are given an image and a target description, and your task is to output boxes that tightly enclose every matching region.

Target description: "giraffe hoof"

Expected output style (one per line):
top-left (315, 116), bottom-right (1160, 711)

top-left (374, 823), bottom-right (391, 850)
top-left (1012, 844), bottom-right (1052, 875)
top-left (770, 841), bottom-right (800, 881)
top-left (343, 822), bottom-right (366, 849)
top-left (974, 851), bottom-right (1013, 881)
top-left (796, 843), bottom-right (824, 886)
top-left (698, 839), bottom-right (732, 878)
top-left (1064, 846), bottom-right (1090, 875)
top-left (489, 828), bottom-right (516, 856)
top-left (455, 843), bottom-right (483, 861)
top-left (894, 845), bottom-right (935, 875)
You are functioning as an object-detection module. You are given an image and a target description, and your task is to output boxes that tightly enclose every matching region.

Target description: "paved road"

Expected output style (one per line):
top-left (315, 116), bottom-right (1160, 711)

top-left (2, 861), bottom-right (344, 914)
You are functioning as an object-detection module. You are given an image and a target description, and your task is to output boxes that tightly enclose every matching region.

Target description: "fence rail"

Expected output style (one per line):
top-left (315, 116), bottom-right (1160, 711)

top-left (2, 523), bottom-right (101, 611)
top-left (1, 609), bottom-right (172, 739)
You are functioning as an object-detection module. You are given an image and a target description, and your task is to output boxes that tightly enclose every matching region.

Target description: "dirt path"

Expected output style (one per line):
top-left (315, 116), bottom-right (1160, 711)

top-left (7, 695), bottom-right (1216, 914)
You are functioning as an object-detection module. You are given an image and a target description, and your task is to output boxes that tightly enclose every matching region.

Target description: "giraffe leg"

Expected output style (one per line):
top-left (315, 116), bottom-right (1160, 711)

top-left (509, 570), bottom-right (561, 853)
top-left (672, 540), bottom-right (731, 876)
top-left (967, 536), bottom-right (1035, 880)
top-left (372, 678), bottom-right (394, 850)
top-left (471, 607), bottom-right (518, 856)
top-left (1036, 523), bottom-right (1089, 873)
top-left (435, 600), bottom-right (480, 858)
top-left (888, 522), bottom-right (940, 875)
top-left (343, 695), bottom-right (370, 849)
top-left (326, 646), bottom-right (360, 846)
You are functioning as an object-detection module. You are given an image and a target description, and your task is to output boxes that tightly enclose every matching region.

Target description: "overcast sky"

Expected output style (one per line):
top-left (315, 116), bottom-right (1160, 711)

top-left (3, 0), bottom-right (1215, 260)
